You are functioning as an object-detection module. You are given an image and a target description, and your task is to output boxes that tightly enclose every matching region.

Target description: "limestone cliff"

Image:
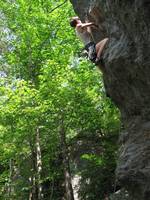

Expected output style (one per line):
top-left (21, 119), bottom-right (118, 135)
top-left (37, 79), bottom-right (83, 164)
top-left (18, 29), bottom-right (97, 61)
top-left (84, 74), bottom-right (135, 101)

top-left (70, 1), bottom-right (150, 199)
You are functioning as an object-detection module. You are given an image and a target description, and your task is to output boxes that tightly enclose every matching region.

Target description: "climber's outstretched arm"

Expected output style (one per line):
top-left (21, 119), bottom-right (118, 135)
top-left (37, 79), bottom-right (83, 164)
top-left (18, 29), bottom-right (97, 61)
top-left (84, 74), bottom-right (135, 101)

top-left (81, 22), bottom-right (98, 28)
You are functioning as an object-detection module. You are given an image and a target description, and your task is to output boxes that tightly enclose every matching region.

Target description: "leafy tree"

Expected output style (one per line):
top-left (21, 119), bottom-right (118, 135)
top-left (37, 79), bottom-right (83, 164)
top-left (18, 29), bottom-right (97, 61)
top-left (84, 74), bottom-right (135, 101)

top-left (0, 0), bottom-right (120, 199)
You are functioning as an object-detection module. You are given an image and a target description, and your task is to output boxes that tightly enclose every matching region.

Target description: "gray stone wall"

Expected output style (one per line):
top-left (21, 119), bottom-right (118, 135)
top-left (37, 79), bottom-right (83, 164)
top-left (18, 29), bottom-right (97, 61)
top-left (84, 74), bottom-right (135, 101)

top-left (70, 1), bottom-right (150, 199)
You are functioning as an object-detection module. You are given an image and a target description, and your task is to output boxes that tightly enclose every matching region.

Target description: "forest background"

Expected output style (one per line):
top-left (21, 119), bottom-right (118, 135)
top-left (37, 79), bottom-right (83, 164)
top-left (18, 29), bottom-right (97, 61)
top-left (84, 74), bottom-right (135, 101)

top-left (0, 0), bottom-right (120, 199)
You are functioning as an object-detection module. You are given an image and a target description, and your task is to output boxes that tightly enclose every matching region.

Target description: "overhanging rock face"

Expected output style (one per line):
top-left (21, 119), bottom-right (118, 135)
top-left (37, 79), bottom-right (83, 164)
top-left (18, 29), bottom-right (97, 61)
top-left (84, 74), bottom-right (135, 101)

top-left (70, 1), bottom-right (150, 199)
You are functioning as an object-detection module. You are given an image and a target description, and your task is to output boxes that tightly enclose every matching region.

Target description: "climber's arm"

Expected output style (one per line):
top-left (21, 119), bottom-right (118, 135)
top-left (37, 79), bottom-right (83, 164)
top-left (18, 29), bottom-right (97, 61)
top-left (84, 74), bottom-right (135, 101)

top-left (81, 22), bottom-right (98, 28)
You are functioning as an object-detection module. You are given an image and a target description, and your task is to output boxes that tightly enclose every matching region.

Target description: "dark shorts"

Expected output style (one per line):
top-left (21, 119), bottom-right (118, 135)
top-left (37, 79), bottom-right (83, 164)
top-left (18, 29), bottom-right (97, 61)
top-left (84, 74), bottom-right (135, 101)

top-left (85, 42), bottom-right (97, 62)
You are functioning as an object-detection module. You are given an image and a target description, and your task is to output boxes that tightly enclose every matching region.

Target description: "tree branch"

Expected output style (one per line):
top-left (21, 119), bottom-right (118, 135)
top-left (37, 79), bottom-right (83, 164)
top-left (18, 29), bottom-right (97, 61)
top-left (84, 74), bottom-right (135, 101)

top-left (49, 0), bottom-right (68, 14)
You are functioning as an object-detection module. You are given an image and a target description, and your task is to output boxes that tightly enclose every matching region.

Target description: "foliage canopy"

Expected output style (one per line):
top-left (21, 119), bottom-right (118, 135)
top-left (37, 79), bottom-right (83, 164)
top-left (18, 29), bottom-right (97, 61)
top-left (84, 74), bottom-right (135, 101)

top-left (0, 0), bottom-right (120, 199)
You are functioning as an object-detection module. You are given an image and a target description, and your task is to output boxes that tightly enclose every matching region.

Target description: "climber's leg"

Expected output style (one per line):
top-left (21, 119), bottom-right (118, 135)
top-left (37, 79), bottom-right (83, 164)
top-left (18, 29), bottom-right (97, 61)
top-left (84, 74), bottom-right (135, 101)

top-left (95, 38), bottom-right (109, 63)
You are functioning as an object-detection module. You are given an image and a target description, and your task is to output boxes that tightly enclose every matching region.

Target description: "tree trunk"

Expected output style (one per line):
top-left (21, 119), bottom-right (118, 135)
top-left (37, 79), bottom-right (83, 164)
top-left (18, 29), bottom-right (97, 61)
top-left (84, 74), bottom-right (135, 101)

top-left (6, 159), bottom-right (19, 199)
top-left (59, 116), bottom-right (74, 200)
top-left (36, 127), bottom-right (43, 200)
top-left (29, 134), bottom-right (43, 200)
top-left (29, 146), bottom-right (37, 200)
top-left (7, 159), bottom-right (14, 199)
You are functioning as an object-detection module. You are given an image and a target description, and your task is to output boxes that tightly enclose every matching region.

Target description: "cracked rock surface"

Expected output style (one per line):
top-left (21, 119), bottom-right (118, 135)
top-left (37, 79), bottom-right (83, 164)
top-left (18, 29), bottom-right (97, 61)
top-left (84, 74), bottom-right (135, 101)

top-left (70, 1), bottom-right (150, 199)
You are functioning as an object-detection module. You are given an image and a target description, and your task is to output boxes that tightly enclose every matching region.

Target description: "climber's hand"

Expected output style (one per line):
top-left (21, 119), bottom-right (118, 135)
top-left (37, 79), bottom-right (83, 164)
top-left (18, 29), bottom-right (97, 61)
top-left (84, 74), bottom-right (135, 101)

top-left (91, 24), bottom-right (99, 29)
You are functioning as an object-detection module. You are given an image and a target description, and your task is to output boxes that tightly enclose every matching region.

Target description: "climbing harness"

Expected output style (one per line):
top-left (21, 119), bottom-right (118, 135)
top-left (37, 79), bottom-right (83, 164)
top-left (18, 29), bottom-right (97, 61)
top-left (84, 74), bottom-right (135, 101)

top-left (85, 42), bottom-right (97, 62)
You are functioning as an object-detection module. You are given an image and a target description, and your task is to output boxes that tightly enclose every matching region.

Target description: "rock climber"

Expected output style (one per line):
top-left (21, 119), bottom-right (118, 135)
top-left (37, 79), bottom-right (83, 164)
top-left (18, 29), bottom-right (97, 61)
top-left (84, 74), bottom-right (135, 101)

top-left (70, 16), bottom-right (108, 65)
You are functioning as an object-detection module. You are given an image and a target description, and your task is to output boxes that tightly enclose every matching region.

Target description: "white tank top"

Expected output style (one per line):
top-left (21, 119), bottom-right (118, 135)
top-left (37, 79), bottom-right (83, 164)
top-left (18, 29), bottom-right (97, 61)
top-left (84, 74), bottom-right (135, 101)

top-left (76, 28), bottom-right (92, 45)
